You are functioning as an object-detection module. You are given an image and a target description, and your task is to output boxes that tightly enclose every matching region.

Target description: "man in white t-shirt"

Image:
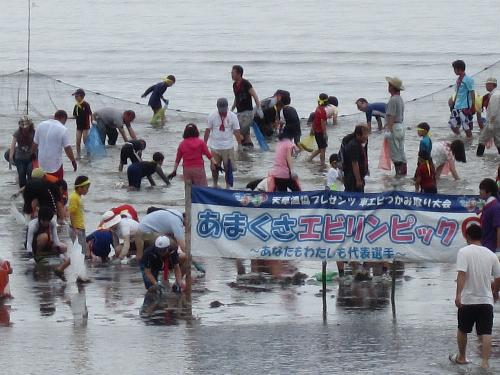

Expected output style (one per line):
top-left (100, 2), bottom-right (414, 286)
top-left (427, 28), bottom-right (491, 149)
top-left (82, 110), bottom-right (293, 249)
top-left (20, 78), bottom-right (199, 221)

top-left (32, 110), bottom-right (77, 180)
top-left (204, 98), bottom-right (242, 188)
top-left (452, 224), bottom-right (500, 369)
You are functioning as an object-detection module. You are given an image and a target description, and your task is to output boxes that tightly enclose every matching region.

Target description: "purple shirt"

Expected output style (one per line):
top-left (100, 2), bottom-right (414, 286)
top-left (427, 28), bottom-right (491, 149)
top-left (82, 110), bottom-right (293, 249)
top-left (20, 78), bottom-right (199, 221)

top-left (480, 197), bottom-right (500, 252)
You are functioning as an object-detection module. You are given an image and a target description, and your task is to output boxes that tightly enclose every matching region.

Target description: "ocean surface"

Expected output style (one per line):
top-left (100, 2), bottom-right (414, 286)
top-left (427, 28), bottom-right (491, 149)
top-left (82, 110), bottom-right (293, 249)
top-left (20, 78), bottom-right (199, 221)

top-left (0, 1), bottom-right (500, 373)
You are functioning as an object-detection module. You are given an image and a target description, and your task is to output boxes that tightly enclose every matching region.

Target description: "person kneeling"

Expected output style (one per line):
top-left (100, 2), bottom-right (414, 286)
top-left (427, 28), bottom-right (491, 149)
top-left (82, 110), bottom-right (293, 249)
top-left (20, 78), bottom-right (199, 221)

top-left (26, 206), bottom-right (69, 281)
top-left (141, 236), bottom-right (183, 294)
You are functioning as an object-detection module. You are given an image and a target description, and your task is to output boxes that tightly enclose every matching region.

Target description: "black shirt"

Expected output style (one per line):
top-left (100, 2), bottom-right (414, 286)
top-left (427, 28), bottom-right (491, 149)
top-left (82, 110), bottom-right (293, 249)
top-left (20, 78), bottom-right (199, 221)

top-left (343, 138), bottom-right (368, 178)
top-left (233, 79), bottom-right (253, 112)
top-left (73, 101), bottom-right (92, 128)
top-left (141, 245), bottom-right (179, 274)
top-left (281, 106), bottom-right (301, 140)
top-left (138, 161), bottom-right (159, 177)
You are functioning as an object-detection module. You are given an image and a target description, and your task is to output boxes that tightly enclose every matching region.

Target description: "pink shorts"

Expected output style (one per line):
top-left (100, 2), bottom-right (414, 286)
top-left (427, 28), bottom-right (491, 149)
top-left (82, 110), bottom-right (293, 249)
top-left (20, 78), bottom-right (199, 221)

top-left (183, 167), bottom-right (208, 186)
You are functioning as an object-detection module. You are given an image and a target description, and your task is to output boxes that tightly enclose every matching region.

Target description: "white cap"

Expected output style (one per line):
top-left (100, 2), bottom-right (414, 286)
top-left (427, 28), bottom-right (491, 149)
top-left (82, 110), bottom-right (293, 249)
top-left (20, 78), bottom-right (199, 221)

top-left (155, 236), bottom-right (171, 249)
top-left (101, 211), bottom-right (121, 229)
top-left (486, 77), bottom-right (497, 85)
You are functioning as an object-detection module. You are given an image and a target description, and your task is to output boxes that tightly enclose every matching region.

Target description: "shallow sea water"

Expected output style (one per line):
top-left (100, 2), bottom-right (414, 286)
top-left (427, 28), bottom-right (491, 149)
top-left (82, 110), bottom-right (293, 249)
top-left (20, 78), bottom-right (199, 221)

top-left (1, 0), bottom-right (500, 373)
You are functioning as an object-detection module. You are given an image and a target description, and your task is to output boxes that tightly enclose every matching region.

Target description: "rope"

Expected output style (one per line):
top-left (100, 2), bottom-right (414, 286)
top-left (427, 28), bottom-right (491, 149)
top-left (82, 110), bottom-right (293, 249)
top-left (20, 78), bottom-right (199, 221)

top-left (2, 57), bottom-right (500, 118)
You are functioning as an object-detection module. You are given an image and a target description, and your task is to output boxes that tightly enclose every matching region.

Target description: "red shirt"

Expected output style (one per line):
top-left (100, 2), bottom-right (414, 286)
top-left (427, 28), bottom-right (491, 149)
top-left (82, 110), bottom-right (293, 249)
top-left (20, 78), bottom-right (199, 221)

top-left (312, 106), bottom-right (327, 134)
top-left (112, 204), bottom-right (139, 222)
top-left (415, 162), bottom-right (436, 190)
top-left (175, 137), bottom-right (212, 168)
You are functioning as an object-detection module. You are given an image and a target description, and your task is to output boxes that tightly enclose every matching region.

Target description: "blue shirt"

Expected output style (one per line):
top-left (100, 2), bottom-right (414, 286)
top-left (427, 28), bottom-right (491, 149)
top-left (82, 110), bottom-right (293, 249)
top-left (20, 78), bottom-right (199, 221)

top-left (454, 75), bottom-right (474, 110)
top-left (419, 135), bottom-right (432, 154)
top-left (143, 82), bottom-right (169, 109)
top-left (365, 102), bottom-right (386, 122)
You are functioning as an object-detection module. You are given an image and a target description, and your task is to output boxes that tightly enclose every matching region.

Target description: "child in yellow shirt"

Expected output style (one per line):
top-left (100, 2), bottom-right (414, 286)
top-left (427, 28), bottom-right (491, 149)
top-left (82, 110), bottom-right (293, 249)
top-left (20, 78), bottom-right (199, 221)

top-left (68, 175), bottom-right (91, 256)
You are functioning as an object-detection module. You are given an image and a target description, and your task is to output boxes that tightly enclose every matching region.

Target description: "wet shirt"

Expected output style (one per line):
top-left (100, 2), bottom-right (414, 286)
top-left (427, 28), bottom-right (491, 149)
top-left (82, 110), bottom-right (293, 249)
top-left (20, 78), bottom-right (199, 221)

top-left (94, 108), bottom-right (124, 129)
top-left (480, 196), bottom-right (500, 252)
top-left (343, 138), bottom-right (368, 178)
top-left (13, 128), bottom-right (35, 160)
top-left (365, 102), bottom-right (386, 122)
top-left (68, 191), bottom-right (85, 230)
top-left (312, 106), bottom-right (327, 134)
top-left (138, 209), bottom-right (185, 240)
top-left (454, 75), bottom-right (474, 110)
top-left (143, 81), bottom-right (168, 109)
top-left (233, 79), bottom-right (253, 112)
top-left (73, 101), bottom-right (92, 128)
top-left (386, 95), bottom-right (404, 123)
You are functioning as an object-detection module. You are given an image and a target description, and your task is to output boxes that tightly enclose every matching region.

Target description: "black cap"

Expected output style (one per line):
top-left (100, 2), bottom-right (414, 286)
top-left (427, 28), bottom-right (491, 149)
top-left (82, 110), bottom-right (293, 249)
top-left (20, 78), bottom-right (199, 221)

top-left (72, 88), bottom-right (85, 96)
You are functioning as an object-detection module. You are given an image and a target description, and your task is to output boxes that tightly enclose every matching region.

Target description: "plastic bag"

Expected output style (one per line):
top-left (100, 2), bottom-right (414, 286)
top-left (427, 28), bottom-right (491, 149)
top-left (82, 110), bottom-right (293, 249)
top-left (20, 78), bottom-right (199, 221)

top-left (10, 202), bottom-right (26, 225)
top-left (251, 122), bottom-right (270, 151)
top-left (150, 103), bottom-right (168, 126)
top-left (378, 138), bottom-right (392, 170)
top-left (68, 240), bottom-right (87, 280)
top-left (85, 126), bottom-right (106, 158)
top-left (299, 135), bottom-right (315, 152)
top-left (225, 159), bottom-right (234, 187)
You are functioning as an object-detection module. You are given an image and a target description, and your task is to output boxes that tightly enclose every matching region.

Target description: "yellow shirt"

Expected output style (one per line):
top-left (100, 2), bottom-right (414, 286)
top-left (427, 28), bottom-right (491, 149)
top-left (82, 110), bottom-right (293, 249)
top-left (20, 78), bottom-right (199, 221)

top-left (68, 191), bottom-right (85, 229)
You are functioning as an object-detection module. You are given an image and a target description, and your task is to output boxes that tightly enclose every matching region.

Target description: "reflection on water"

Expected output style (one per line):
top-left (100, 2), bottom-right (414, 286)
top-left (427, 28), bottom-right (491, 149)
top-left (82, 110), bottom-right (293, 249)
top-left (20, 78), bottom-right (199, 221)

top-left (140, 291), bottom-right (192, 326)
top-left (336, 280), bottom-right (390, 310)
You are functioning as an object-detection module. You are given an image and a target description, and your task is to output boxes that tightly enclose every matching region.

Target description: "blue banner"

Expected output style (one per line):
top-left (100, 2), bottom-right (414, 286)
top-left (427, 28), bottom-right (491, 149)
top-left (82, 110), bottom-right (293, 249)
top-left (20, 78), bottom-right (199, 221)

top-left (191, 187), bottom-right (481, 263)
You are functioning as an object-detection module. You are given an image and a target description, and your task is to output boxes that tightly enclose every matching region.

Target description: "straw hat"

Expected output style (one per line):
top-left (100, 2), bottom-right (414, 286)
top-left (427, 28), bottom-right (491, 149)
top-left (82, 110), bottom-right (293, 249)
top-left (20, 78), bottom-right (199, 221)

top-left (385, 76), bottom-right (405, 91)
top-left (101, 211), bottom-right (121, 229)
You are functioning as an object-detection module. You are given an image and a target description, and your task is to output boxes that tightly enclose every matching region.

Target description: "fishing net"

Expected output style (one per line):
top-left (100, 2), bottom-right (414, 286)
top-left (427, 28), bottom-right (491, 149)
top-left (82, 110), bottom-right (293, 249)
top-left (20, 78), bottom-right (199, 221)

top-left (1, 60), bottom-right (500, 129)
top-left (0, 69), bottom-right (206, 124)
top-left (335, 59), bottom-right (500, 131)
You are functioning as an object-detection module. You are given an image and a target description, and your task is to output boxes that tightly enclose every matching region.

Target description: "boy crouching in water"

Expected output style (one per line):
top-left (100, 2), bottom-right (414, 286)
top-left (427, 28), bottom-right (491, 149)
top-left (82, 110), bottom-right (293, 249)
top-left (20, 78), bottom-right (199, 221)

top-left (26, 206), bottom-right (69, 281)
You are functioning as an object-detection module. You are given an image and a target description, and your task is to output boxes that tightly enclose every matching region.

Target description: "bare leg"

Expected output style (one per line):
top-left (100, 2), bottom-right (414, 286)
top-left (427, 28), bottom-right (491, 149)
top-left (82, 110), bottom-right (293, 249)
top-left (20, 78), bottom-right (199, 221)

top-left (480, 335), bottom-right (492, 369)
top-left (319, 149), bottom-right (326, 166)
top-left (456, 329), bottom-right (468, 364)
top-left (451, 127), bottom-right (461, 136)
top-left (308, 149), bottom-right (320, 162)
top-left (464, 129), bottom-right (473, 139)
top-left (82, 129), bottom-right (89, 145)
top-left (211, 163), bottom-right (219, 187)
top-left (76, 130), bottom-right (83, 158)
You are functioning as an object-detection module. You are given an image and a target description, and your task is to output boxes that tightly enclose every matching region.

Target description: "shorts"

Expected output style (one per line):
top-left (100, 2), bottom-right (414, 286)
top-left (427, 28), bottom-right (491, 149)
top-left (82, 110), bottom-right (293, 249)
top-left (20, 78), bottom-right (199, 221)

top-left (183, 166), bottom-right (208, 186)
top-left (211, 148), bottom-right (237, 171)
top-left (344, 174), bottom-right (365, 193)
top-left (127, 163), bottom-right (143, 189)
top-left (314, 132), bottom-right (328, 149)
top-left (86, 230), bottom-right (113, 258)
top-left (458, 304), bottom-right (493, 335)
top-left (449, 109), bottom-right (473, 132)
top-left (76, 121), bottom-right (90, 131)
top-left (140, 263), bottom-right (160, 290)
top-left (46, 165), bottom-right (64, 181)
top-left (120, 143), bottom-right (141, 165)
top-left (70, 227), bottom-right (87, 254)
top-left (237, 110), bottom-right (255, 136)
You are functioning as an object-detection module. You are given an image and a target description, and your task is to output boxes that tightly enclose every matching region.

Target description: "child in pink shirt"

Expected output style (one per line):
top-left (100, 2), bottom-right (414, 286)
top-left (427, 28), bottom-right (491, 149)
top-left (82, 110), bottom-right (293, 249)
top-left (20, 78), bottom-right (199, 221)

top-left (269, 132), bottom-right (301, 191)
top-left (170, 123), bottom-right (215, 186)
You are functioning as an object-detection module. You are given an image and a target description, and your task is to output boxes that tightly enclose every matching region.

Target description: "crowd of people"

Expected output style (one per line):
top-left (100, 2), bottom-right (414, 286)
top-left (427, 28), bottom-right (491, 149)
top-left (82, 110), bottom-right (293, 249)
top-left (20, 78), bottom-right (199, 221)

top-left (2, 61), bottom-right (500, 367)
